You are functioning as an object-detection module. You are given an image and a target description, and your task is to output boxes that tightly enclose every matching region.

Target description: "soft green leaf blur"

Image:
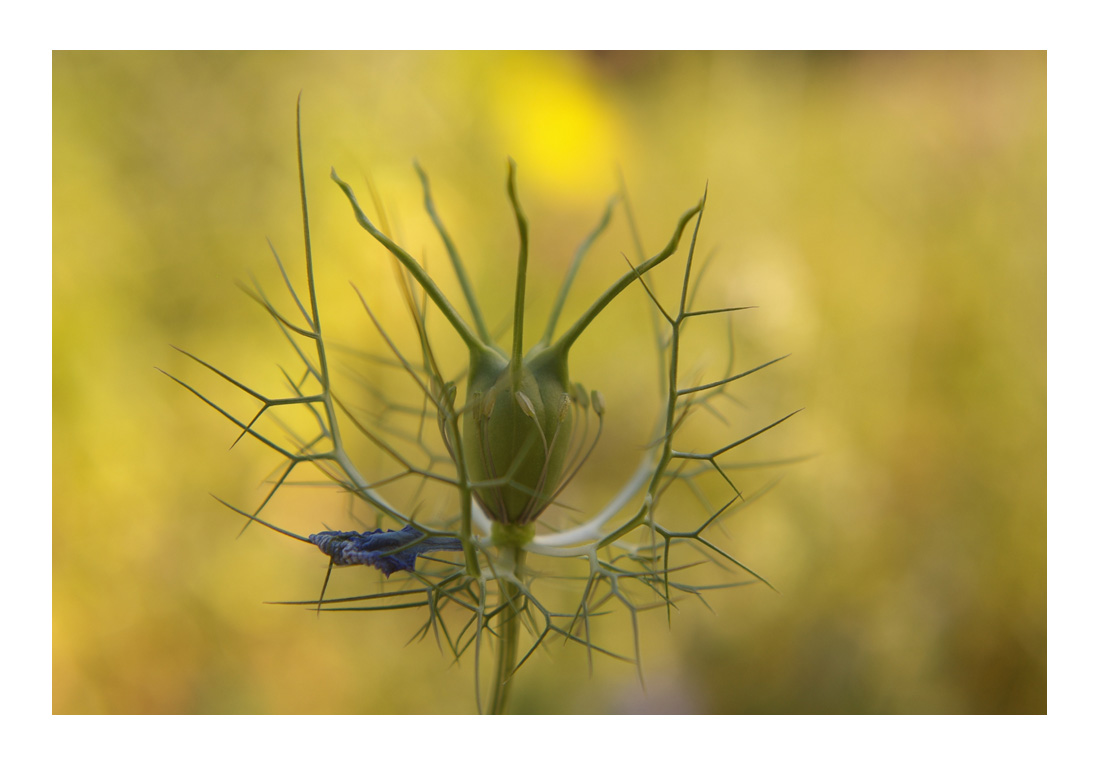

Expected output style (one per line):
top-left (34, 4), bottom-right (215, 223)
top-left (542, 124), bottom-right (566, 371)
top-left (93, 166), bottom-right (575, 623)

top-left (53, 51), bottom-right (1045, 714)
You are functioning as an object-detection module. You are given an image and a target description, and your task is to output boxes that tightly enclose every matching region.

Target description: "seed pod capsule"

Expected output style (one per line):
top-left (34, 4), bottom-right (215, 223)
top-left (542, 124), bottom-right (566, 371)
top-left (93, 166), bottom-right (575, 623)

top-left (463, 348), bottom-right (573, 526)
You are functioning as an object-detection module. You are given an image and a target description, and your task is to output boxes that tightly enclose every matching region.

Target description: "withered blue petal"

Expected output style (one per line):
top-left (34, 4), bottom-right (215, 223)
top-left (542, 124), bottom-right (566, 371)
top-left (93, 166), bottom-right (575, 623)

top-left (309, 526), bottom-right (463, 577)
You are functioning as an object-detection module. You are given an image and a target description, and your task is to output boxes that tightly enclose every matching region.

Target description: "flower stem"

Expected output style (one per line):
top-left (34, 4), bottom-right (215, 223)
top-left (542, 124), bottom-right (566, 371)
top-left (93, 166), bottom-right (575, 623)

top-left (489, 546), bottom-right (525, 714)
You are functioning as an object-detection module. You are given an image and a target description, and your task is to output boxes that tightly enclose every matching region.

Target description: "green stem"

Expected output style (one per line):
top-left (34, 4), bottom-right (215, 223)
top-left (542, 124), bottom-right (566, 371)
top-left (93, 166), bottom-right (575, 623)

top-left (489, 546), bottom-right (525, 715)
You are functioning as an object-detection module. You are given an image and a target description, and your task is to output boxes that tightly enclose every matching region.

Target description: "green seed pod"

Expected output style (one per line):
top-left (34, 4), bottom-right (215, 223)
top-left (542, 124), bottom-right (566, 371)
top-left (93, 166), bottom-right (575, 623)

top-left (463, 348), bottom-right (573, 526)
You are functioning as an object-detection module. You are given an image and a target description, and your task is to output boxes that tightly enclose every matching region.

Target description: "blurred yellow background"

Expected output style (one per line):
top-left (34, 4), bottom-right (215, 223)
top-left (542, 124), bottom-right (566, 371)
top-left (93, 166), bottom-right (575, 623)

top-left (53, 51), bottom-right (1045, 714)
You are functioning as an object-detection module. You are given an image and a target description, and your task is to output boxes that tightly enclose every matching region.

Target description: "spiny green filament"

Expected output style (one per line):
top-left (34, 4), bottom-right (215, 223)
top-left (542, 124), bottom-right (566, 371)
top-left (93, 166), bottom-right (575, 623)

top-left (548, 201), bottom-right (703, 357)
top-left (331, 167), bottom-right (494, 358)
top-left (415, 161), bottom-right (492, 344)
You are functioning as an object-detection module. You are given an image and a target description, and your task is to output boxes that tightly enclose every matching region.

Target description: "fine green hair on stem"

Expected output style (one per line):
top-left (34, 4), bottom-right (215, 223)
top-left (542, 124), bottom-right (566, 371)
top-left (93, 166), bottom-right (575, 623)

top-left (164, 98), bottom-right (798, 714)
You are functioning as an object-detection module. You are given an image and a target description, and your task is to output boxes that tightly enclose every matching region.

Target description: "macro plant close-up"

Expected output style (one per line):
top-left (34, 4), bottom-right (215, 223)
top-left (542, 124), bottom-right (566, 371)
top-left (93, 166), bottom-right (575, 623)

top-left (163, 100), bottom-right (794, 714)
top-left (54, 51), bottom-right (1045, 716)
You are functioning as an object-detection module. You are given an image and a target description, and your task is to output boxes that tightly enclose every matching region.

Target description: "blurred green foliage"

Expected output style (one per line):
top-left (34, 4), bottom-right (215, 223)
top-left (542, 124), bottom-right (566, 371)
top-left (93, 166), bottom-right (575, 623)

top-left (53, 51), bottom-right (1045, 714)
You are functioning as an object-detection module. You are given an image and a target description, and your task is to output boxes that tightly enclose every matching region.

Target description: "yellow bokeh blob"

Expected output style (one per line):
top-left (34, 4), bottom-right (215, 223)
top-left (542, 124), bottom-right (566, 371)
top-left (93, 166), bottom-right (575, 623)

top-left (489, 55), bottom-right (619, 196)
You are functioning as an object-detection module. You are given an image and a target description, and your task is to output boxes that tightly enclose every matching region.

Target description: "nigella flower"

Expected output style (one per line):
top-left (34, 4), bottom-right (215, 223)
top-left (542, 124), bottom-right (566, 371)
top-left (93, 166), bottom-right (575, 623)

top-left (165, 98), bottom-right (796, 713)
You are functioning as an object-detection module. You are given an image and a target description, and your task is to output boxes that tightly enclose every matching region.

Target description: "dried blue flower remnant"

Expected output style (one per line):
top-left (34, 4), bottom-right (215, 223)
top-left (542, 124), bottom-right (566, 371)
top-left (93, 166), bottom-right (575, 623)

top-left (309, 526), bottom-right (464, 577)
